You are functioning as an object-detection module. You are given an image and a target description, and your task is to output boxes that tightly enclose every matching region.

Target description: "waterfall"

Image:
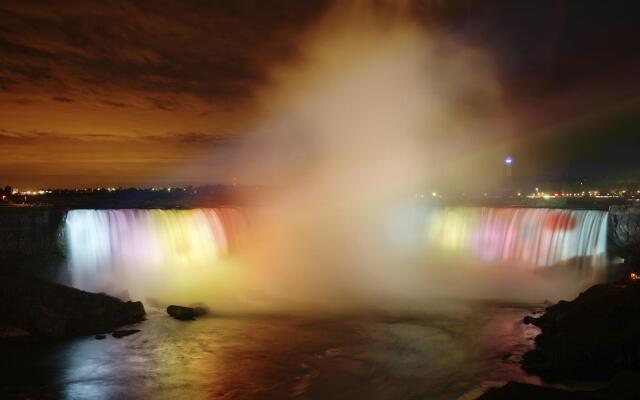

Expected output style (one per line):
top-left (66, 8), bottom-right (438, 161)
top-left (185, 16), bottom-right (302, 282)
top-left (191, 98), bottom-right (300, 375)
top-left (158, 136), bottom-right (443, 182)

top-left (64, 208), bottom-right (250, 297)
top-left (63, 206), bottom-right (609, 303)
top-left (425, 207), bottom-right (608, 270)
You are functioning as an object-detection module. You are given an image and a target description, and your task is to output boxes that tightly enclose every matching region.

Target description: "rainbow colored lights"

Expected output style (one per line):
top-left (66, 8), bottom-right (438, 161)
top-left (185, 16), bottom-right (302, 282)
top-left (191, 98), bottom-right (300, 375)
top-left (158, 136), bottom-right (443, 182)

top-left (64, 206), bottom-right (609, 302)
top-left (425, 207), bottom-right (608, 269)
top-left (65, 208), bottom-right (249, 296)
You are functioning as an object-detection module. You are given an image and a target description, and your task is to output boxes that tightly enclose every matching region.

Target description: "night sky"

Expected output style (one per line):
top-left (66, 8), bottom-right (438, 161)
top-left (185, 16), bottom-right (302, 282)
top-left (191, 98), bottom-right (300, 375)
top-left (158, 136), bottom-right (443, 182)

top-left (1, 0), bottom-right (639, 188)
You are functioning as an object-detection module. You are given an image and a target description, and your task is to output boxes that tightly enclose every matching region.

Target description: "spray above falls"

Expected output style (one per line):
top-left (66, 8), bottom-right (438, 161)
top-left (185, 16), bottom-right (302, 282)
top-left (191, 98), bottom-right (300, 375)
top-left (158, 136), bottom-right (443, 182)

top-left (211, 2), bottom-right (508, 309)
top-left (63, 3), bottom-right (605, 309)
top-left (64, 206), bottom-right (610, 308)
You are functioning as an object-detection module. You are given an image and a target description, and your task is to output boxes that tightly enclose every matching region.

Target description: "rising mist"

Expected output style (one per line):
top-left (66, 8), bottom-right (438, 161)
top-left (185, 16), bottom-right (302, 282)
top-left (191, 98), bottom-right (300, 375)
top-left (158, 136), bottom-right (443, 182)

top-left (65, 2), bottom-right (596, 312)
top-left (228, 2), bottom-right (510, 310)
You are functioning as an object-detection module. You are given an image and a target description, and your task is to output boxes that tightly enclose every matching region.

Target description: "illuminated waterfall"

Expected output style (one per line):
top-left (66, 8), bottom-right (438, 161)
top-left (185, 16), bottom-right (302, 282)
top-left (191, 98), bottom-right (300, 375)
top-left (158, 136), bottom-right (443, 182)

top-left (65, 208), bottom-right (250, 298)
top-left (64, 206), bottom-right (609, 304)
top-left (426, 207), bottom-right (608, 270)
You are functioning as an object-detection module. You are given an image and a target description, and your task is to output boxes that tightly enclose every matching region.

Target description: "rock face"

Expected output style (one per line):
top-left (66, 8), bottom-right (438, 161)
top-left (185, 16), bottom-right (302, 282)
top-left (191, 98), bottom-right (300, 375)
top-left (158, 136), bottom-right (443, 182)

top-left (0, 323), bottom-right (30, 339)
top-left (476, 381), bottom-right (598, 400)
top-left (0, 208), bottom-right (67, 280)
top-left (166, 305), bottom-right (208, 320)
top-left (522, 282), bottom-right (640, 380)
top-left (0, 271), bottom-right (145, 338)
top-left (608, 205), bottom-right (640, 261)
top-left (112, 329), bottom-right (141, 338)
top-left (477, 372), bottom-right (640, 400)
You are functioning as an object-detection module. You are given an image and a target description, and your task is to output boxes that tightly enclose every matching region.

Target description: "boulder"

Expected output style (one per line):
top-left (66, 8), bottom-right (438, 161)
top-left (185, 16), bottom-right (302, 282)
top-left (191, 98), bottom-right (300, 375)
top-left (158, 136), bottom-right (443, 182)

top-left (167, 305), bottom-right (208, 320)
top-left (0, 323), bottom-right (30, 339)
top-left (0, 271), bottom-right (145, 338)
top-left (523, 282), bottom-right (640, 380)
top-left (478, 372), bottom-right (640, 400)
top-left (112, 329), bottom-right (140, 338)
top-left (476, 381), bottom-right (598, 399)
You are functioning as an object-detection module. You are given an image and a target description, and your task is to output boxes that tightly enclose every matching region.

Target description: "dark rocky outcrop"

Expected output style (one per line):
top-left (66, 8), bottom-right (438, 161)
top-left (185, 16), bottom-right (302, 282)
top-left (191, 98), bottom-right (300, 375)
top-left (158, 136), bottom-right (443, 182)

top-left (0, 271), bottom-right (145, 338)
top-left (0, 208), bottom-right (67, 280)
top-left (478, 371), bottom-right (640, 400)
top-left (476, 381), bottom-right (598, 399)
top-left (522, 282), bottom-right (640, 380)
top-left (166, 305), bottom-right (209, 320)
top-left (112, 329), bottom-right (140, 338)
top-left (0, 322), bottom-right (30, 339)
top-left (609, 205), bottom-right (640, 262)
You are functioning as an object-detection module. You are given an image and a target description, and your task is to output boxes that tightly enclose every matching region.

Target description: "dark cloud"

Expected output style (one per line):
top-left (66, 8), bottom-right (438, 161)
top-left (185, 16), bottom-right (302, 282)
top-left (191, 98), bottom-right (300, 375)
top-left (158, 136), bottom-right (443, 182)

top-left (140, 131), bottom-right (235, 146)
top-left (2, 0), bottom-right (635, 111)
top-left (146, 96), bottom-right (178, 111)
top-left (174, 131), bottom-right (235, 145)
top-left (0, 129), bottom-right (114, 144)
top-left (0, 127), bottom-right (234, 148)
top-left (448, 0), bottom-right (640, 106)
top-left (0, 36), bottom-right (54, 59)
top-left (2, 63), bottom-right (53, 83)
top-left (51, 95), bottom-right (73, 102)
top-left (0, 0), bottom-right (330, 108)
top-left (100, 99), bottom-right (129, 108)
top-left (4, 1), bottom-right (637, 106)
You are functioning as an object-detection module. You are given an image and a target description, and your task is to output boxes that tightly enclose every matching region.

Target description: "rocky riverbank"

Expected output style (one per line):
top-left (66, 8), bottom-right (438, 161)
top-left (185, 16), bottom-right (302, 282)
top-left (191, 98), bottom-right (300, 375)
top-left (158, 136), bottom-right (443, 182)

top-left (0, 271), bottom-right (145, 338)
top-left (478, 372), bottom-right (640, 400)
top-left (523, 281), bottom-right (640, 380)
top-left (480, 279), bottom-right (640, 399)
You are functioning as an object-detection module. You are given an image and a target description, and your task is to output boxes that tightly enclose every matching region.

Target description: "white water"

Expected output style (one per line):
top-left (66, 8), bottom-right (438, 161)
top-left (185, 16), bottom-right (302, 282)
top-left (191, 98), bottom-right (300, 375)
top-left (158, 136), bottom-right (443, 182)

top-left (65, 208), bottom-right (250, 301)
top-left (426, 207), bottom-right (608, 270)
top-left (64, 207), bottom-right (608, 306)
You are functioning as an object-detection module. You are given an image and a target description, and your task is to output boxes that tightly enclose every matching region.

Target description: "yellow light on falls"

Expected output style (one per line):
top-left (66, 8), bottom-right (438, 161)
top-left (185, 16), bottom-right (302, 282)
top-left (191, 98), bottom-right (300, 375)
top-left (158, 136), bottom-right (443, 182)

top-left (65, 208), bottom-right (251, 304)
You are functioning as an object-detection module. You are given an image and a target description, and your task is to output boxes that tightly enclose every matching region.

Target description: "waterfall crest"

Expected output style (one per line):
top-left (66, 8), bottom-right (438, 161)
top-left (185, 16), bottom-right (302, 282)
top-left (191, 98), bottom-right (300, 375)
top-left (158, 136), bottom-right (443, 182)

top-left (65, 208), bottom-right (250, 296)
top-left (64, 207), bottom-right (609, 305)
top-left (426, 207), bottom-right (608, 270)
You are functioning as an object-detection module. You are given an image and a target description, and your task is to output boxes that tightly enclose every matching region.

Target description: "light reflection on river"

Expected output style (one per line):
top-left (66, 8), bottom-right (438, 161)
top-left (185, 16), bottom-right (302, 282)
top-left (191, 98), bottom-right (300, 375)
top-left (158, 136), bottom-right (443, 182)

top-left (0, 304), bottom-right (542, 400)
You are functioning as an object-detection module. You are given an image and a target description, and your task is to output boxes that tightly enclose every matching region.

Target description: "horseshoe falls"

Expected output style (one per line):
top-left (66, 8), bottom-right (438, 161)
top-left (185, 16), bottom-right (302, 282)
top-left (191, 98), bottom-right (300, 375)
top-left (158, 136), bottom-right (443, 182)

top-left (63, 207), bottom-right (609, 305)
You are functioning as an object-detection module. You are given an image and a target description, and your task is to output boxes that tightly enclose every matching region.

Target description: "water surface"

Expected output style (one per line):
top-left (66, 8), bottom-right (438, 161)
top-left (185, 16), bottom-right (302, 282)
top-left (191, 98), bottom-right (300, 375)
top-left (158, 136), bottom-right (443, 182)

top-left (0, 303), bottom-right (542, 400)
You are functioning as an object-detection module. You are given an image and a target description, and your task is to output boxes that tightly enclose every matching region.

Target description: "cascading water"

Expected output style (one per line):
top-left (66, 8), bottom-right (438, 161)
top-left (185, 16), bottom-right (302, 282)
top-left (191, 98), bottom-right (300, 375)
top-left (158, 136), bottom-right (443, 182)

top-left (64, 208), bottom-right (250, 301)
top-left (63, 206), bottom-right (609, 306)
top-left (425, 207), bottom-right (608, 271)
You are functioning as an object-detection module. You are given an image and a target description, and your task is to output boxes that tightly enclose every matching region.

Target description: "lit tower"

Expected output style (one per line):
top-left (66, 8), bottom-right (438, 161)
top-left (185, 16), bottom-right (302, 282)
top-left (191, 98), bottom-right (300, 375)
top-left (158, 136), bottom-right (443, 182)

top-left (504, 156), bottom-right (513, 177)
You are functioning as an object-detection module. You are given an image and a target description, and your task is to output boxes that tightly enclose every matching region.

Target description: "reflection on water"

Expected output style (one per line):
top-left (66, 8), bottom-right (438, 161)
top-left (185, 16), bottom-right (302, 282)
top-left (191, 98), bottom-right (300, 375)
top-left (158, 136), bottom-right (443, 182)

top-left (0, 304), bottom-right (541, 400)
